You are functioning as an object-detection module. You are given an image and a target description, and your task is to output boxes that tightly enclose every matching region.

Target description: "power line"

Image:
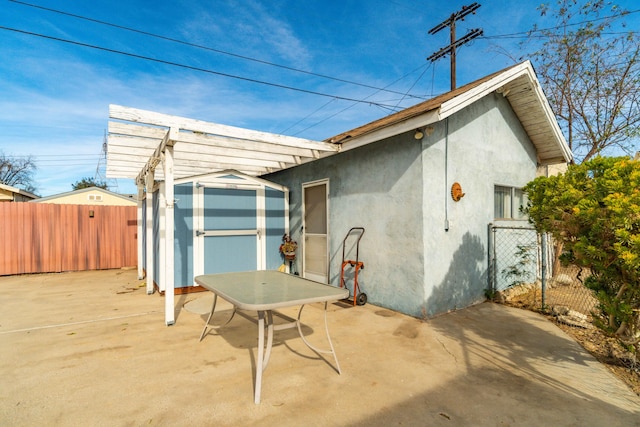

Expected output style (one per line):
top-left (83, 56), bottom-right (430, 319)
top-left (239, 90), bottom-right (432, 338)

top-left (289, 63), bottom-right (432, 136)
top-left (480, 8), bottom-right (640, 40)
top-left (0, 25), bottom-right (404, 110)
top-left (9, 0), bottom-right (425, 101)
top-left (11, 154), bottom-right (101, 158)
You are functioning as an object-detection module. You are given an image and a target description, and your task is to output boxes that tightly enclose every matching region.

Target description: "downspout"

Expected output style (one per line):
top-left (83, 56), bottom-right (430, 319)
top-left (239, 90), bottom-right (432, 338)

top-left (444, 117), bottom-right (450, 232)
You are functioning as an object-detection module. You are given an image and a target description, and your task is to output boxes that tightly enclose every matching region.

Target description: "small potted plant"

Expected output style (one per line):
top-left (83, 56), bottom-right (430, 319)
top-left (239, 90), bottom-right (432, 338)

top-left (279, 234), bottom-right (298, 260)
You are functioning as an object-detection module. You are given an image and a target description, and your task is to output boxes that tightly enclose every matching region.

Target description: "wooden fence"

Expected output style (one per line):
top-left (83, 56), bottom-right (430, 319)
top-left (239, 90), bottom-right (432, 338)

top-left (0, 203), bottom-right (137, 276)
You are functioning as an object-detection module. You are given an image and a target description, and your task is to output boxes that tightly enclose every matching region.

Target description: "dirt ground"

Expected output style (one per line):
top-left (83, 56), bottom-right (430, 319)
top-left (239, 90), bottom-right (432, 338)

top-left (503, 288), bottom-right (640, 397)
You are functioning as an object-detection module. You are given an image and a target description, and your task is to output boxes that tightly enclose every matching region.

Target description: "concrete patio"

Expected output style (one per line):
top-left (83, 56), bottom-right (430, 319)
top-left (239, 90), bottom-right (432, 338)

top-left (1, 269), bottom-right (638, 426)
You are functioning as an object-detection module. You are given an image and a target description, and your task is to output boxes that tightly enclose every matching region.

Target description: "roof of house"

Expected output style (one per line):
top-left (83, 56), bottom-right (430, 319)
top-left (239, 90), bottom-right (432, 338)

top-left (329, 61), bottom-right (572, 165)
top-left (31, 186), bottom-right (136, 204)
top-left (106, 60), bottom-right (571, 186)
top-left (0, 183), bottom-right (39, 200)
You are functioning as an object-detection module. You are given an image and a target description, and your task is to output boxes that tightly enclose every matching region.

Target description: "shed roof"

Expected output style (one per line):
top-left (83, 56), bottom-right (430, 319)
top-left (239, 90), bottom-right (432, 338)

top-left (106, 60), bottom-right (571, 185)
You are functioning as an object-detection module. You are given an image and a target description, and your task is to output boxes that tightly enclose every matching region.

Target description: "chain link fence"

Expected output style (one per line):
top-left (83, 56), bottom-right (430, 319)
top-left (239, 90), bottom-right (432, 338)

top-left (488, 224), bottom-right (598, 318)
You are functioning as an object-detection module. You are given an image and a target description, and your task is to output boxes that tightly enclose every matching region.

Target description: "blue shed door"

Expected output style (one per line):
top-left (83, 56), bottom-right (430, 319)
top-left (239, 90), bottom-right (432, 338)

top-left (199, 187), bottom-right (259, 274)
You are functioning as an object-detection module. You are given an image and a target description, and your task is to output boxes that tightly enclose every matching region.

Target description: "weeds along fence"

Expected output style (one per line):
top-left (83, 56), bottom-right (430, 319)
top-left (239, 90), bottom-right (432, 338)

top-left (0, 203), bottom-right (137, 275)
top-left (488, 223), bottom-right (598, 317)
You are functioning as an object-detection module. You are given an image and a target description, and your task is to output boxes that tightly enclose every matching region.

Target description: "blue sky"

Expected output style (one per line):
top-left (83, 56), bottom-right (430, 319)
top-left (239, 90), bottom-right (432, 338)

top-left (1, 0), bottom-right (639, 196)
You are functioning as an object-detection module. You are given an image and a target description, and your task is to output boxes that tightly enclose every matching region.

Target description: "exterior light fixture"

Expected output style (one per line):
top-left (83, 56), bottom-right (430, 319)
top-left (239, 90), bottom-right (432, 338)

top-left (414, 129), bottom-right (424, 140)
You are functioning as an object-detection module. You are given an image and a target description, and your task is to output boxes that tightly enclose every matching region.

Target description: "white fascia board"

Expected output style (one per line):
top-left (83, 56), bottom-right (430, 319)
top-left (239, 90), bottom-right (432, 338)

top-left (339, 109), bottom-right (441, 153)
top-left (438, 60), bottom-right (572, 164)
top-left (439, 62), bottom-right (533, 120)
top-left (529, 75), bottom-right (573, 163)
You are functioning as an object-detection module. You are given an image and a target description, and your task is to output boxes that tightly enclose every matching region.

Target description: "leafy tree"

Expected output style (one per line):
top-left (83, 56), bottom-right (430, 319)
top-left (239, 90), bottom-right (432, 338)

top-left (72, 177), bottom-right (108, 190)
top-left (524, 156), bottom-right (640, 351)
top-left (0, 150), bottom-right (38, 194)
top-left (522, 0), bottom-right (640, 162)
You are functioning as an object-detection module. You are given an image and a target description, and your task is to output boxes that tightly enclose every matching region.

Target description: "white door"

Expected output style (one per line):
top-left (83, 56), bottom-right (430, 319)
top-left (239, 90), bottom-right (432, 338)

top-left (193, 185), bottom-right (264, 277)
top-left (303, 180), bottom-right (328, 283)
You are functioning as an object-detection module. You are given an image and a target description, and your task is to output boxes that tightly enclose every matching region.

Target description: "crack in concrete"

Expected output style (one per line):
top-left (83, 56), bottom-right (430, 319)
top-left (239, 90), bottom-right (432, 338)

top-left (435, 334), bottom-right (458, 364)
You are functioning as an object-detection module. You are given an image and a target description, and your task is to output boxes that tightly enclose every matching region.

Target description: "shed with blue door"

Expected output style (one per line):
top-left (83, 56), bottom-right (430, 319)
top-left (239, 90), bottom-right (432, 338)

top-left (179, 172), bottom-right (288, 284)
top-left (145, 170), bottom-right (289, 292)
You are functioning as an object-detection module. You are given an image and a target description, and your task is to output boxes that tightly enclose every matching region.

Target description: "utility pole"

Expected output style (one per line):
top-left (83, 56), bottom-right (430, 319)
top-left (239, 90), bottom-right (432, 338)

top-left (95, 130), bottom-right (118, 192)
top-left (427, 3), bottom-right (483, 91)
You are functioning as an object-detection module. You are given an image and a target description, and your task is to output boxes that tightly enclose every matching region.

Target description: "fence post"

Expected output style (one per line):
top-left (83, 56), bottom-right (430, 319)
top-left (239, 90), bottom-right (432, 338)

top-left (488, 223), bottom-right (496, 295)
top-left (541, 232), bottom-right (547, 310)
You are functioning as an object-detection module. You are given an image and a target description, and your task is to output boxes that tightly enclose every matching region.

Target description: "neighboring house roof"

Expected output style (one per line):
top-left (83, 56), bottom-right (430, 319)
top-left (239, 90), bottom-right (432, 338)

top-left (31, 186), bottom-right (137, 206)
top-left (0, 182), bottom-right (39, 202)
top-left (328, 61), bottom-right (572, 165)
top-left (106, 60), bottom-right (571, 185)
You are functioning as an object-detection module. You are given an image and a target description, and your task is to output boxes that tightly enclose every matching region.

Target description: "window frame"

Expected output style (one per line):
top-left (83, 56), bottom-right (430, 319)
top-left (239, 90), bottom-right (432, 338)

top-left (494, 185), bottom-right (526, 220)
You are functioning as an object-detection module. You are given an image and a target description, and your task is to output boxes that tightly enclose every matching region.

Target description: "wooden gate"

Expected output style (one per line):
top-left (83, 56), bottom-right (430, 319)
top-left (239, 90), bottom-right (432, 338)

top-left (0, 203), bottom-right (137, 275)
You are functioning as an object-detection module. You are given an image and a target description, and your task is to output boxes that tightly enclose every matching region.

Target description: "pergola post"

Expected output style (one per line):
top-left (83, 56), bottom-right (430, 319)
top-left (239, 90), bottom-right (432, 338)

top-left (145, 170), bottom-right (155, 295)
top-left (136, 184), bottom-right (145, 280)
top-left (164, 143), bottom-right (176, 326)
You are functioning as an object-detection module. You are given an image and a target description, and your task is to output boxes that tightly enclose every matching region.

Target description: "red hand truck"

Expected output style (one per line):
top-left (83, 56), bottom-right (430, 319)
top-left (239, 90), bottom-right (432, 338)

top-left (339, 227), bottom-right (366, 306)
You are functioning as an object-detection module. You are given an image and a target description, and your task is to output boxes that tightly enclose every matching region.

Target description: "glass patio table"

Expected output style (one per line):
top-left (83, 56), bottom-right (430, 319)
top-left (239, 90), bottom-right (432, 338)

top-left (194, 270), bottom-right (349, 404)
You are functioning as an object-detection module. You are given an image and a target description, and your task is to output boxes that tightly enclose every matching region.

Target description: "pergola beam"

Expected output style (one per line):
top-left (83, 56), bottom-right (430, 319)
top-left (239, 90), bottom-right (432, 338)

top-left (136, 128), bottom-right (175, 186)
top-left (109, 104), bottom-right (338, 152)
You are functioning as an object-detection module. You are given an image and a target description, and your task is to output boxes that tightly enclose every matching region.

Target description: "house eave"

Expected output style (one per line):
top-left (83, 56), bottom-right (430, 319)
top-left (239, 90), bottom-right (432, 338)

top-left (328, 61), bottom-right (573, 165)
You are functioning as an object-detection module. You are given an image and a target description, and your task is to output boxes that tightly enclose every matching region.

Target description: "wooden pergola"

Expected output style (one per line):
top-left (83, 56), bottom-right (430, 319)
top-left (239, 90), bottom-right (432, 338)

top-left (106, 105), bottom-right (339, 325)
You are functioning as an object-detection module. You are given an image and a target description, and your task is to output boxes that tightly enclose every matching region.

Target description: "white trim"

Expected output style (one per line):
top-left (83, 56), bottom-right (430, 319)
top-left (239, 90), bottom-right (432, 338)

top-left (164, 146), bottom-right (175, 326)
top-left (257, 186), bottom-right (266, 270)
top-left (145, 172), bottom-right (155, 295)
top-left (340, 109), bottom-right (440, 153)
top-left (301, 179), bottom-right (330, 283)
top-left (337, 61), bottom-right (572, 164)
top-left (199, 230), bottom-right (258, 237)
top-left (194, 182), bottom-right (205, 279)
top-left (158, 184), bottom-right (166, 294)
top-left (136, 185), bottom-right (144, 280)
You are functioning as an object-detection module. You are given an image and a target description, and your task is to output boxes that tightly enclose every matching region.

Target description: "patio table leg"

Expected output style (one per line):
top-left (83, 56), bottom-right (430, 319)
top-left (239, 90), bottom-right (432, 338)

top-left (199, 293), bottom-right (237, 342)
top-left (296, 302), bottom-right (342, 374)
top-left (254, 310), bottom-right (275, 404)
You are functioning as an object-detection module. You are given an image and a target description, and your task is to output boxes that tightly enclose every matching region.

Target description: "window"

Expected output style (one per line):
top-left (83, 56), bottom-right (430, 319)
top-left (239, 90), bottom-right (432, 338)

top-left (494, 185), bottom-right (526, 219)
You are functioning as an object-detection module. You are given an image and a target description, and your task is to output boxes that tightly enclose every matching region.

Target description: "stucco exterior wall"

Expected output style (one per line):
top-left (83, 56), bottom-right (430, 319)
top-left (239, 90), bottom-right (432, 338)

top-left (265, 134), bottom-right (426, 315)
top-left (420, 93), bottom-right (537, 316)
top-left (266, 92), bottom-right (538, 319)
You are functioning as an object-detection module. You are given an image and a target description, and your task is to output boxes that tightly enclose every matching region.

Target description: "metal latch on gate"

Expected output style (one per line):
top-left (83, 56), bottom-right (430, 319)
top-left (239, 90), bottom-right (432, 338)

top-left (196, 230), bottom-right (205, 236)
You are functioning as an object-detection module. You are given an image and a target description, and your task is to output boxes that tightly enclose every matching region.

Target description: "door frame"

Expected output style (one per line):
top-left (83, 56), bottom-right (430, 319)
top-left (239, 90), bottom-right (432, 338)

top-left (190, 178), bottom-right (265, 279)
top-left (302, 179), bottom-right (329, 283)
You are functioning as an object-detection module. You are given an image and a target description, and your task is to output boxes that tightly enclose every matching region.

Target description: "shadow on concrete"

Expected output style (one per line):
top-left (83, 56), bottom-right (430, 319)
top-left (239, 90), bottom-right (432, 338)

top-left (348, 303), bottom-right (640, 426)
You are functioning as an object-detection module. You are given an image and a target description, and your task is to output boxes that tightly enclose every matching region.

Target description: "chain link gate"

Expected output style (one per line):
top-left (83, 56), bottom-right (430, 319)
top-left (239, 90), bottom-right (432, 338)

top-left (488, 224), bottom-right (598, 318)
